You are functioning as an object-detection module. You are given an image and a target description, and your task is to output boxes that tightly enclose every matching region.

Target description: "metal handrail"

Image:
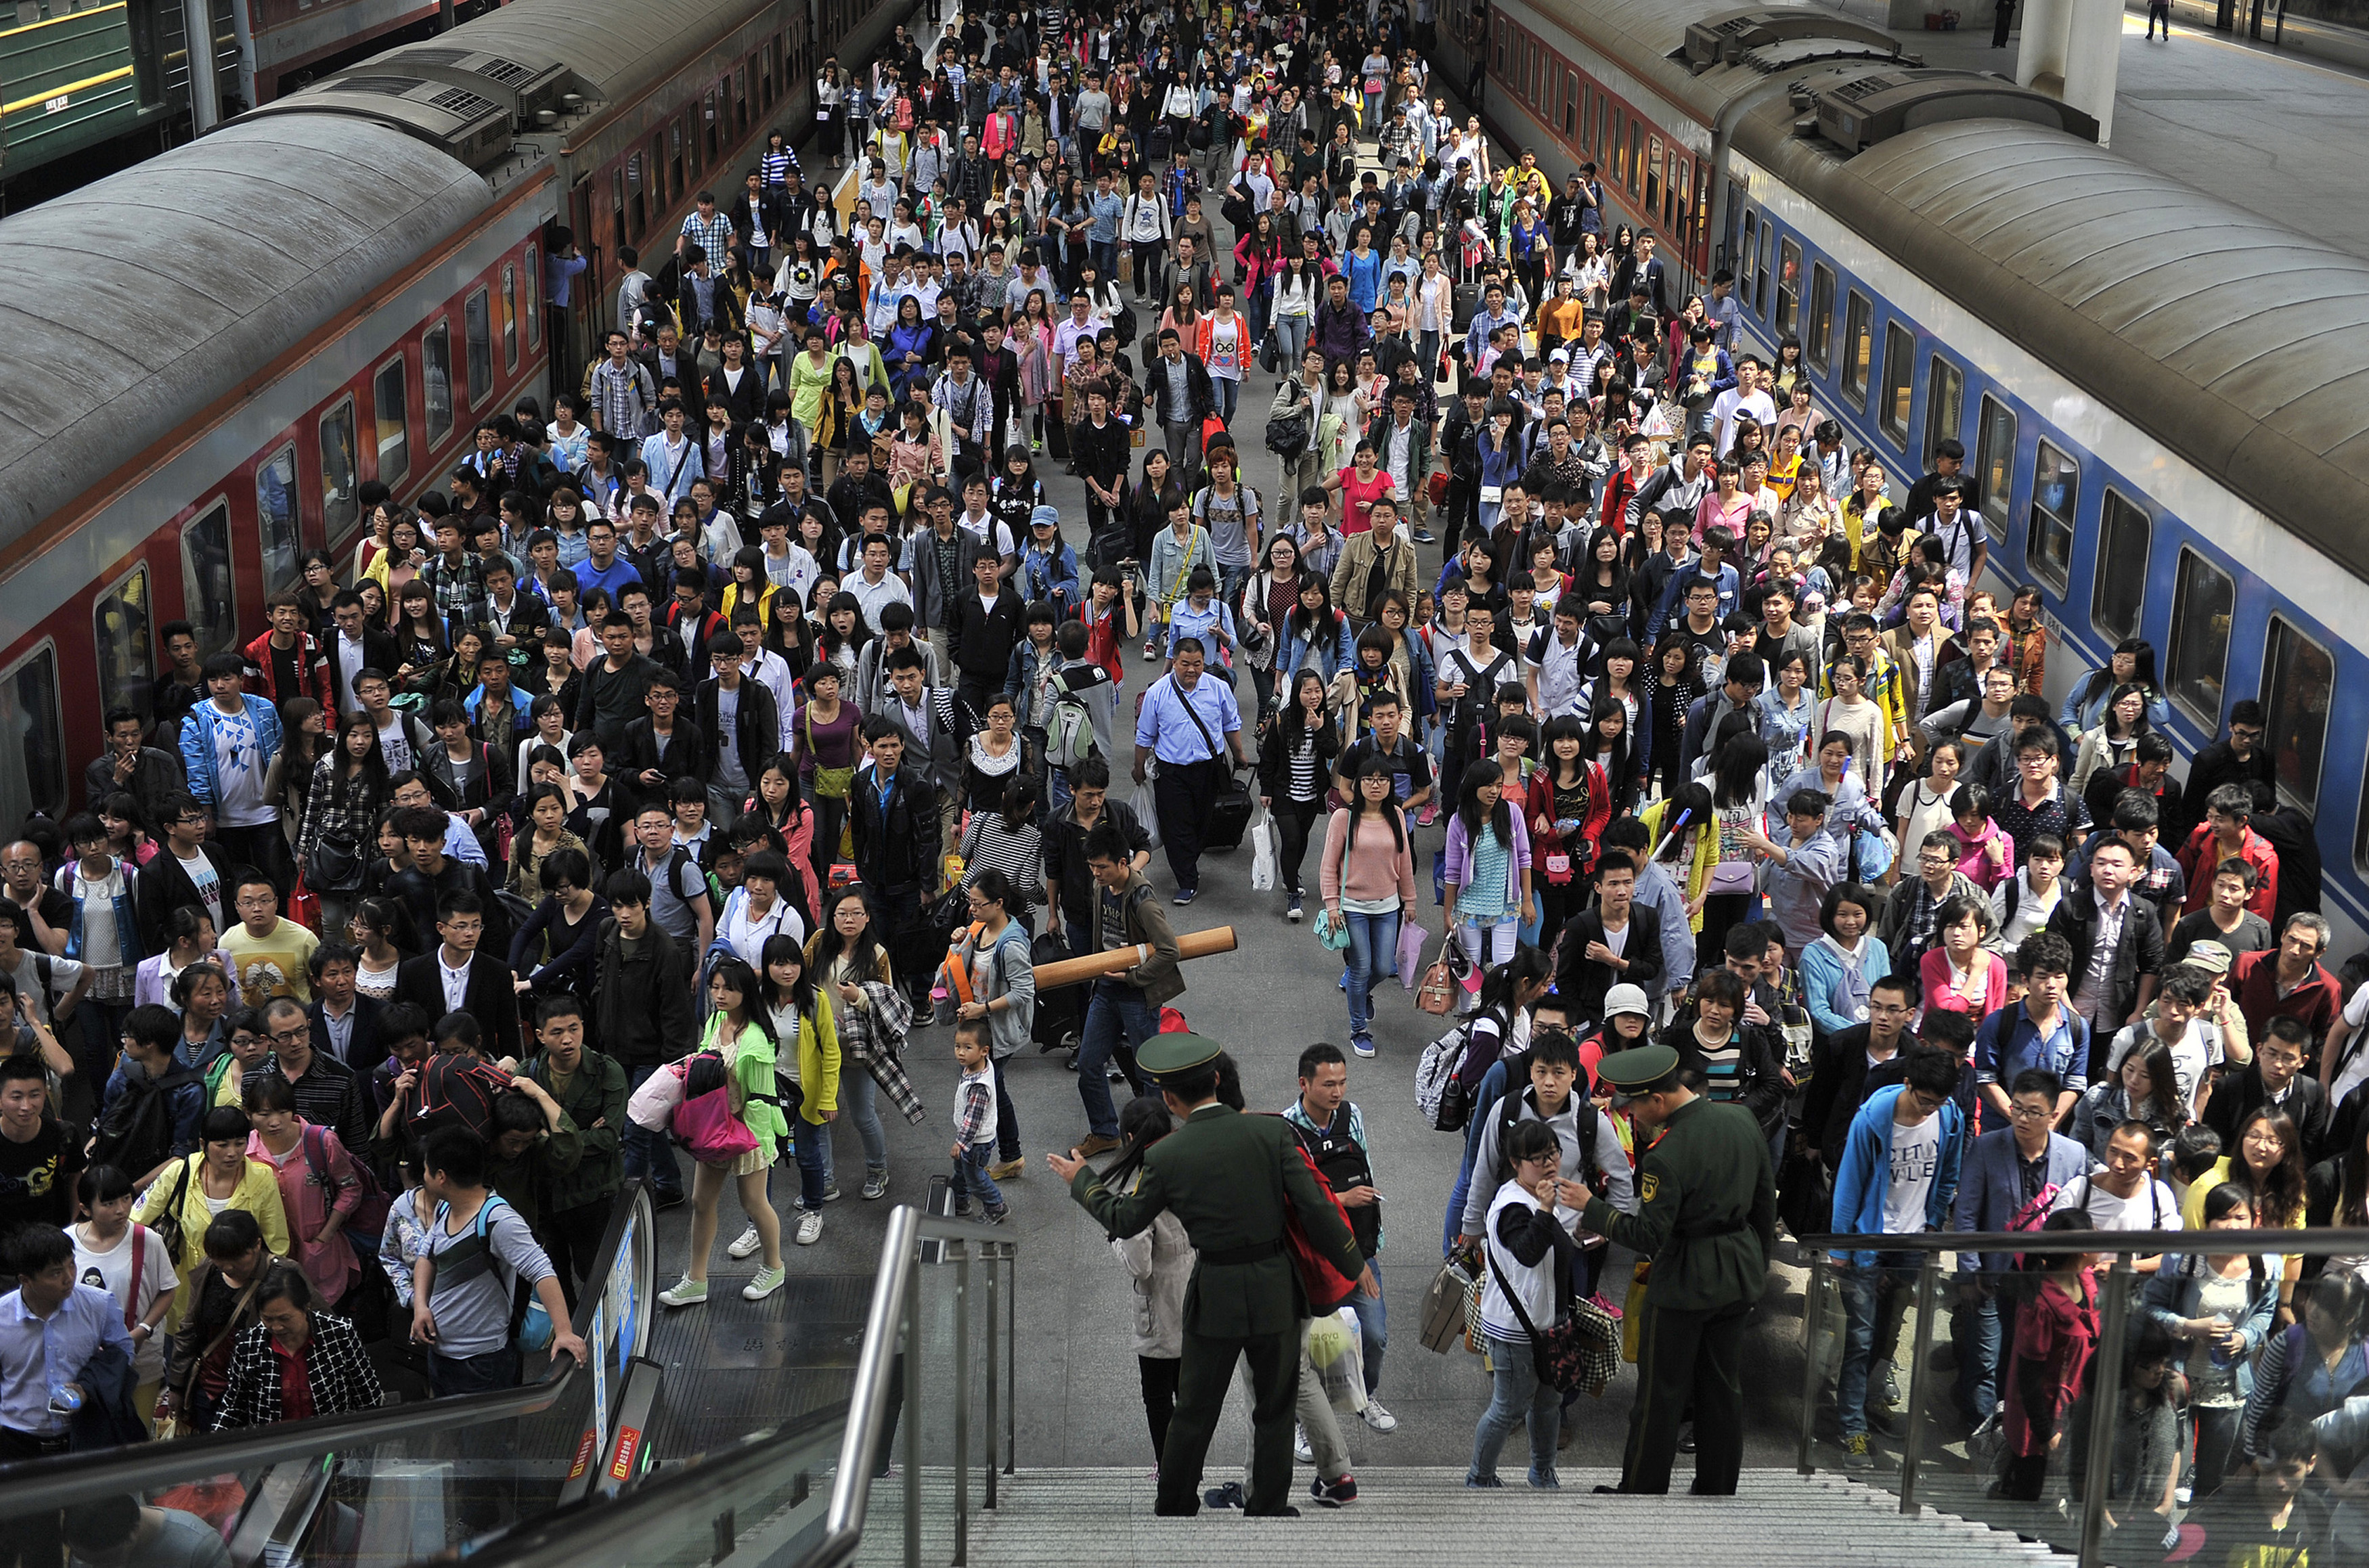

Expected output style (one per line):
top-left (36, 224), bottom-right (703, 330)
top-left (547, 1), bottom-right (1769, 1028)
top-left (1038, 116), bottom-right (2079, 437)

top-left (0, 1182), bottom-right (653, 1512)
top-left (462, 1203), bottom-right (1016, 1568)
top-left (1797, 1223), bottom-right (2369, 1255)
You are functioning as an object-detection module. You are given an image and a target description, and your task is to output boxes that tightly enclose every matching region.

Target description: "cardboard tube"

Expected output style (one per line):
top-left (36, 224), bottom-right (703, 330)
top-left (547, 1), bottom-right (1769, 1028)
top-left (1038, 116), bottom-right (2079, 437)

top-left (1030, 925), bottom-right (1238, 989)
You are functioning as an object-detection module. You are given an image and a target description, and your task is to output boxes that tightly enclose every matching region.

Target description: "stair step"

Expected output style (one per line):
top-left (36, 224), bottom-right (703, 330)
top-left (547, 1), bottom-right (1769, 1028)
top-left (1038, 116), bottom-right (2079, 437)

top-left (860, 1467), bottom-right (2065, 1566)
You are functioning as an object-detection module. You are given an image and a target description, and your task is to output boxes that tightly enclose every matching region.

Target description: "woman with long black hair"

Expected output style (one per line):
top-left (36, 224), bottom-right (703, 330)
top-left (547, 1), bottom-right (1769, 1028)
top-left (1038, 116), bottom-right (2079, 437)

top-left (659, 956), bottom-right (788, 1308)
top-left (2059, 635), bottom-right (2171, 734)
top-left (1260, 669), bottom-right (1342, 925)
top-left (1703, 733), bottom-right (1772, 962)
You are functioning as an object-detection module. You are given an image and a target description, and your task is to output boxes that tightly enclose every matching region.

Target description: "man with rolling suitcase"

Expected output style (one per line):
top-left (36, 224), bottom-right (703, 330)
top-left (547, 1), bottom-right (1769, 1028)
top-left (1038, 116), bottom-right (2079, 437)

top-left (1131, 639), bottom-right (1250, 907)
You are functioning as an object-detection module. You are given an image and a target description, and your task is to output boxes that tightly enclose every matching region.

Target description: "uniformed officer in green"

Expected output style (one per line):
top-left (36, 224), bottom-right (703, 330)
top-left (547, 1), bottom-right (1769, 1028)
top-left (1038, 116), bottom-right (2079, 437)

top-left (1046, 1032), bottom-right (1364, 1518)
top-left (1568, 1044), bottom-right (1775, 1496)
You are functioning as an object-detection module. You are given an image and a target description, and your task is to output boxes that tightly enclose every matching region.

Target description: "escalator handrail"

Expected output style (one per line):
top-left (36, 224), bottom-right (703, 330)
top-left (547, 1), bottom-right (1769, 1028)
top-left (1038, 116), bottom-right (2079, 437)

top-left (458, 1204), bottom-right (1014, 1568)
top-left (0, 1182), bottom-right (654, 1511)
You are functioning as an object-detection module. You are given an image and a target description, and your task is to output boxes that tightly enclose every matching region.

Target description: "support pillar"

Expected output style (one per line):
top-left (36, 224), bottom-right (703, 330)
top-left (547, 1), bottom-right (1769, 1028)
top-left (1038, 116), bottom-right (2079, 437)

top-left (2017, 0), bottom-right (2121, 144)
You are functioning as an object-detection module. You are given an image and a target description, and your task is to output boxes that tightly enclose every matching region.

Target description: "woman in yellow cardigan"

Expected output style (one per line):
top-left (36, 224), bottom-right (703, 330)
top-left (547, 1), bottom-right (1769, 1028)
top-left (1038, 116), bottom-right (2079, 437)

top-left (757, 932), bottom-right (841, 1249)
top-left (134, 1106), bottom-right (292, 1329)
top-left (1641, 782), bottom-right (1718, 936)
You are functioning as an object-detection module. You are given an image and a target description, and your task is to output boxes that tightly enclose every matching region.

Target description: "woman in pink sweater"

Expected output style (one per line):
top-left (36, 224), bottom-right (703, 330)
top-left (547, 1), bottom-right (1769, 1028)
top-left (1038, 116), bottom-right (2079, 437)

top-left (1320, 756), bottom-right (1421, 1058)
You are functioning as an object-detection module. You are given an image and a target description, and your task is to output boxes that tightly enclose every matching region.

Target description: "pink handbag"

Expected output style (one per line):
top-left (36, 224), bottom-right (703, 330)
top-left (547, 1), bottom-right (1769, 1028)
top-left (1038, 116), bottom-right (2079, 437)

top-left (669, 1056), bottom-right (759, 1165)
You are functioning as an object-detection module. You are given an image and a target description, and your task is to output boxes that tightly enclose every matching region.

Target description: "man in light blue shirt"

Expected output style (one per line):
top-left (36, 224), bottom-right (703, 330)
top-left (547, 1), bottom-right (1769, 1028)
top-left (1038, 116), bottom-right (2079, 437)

top-left (1130, 640), bottom-right (1247, 906)
top-left (0, 1226), bottom-right (131, 1458)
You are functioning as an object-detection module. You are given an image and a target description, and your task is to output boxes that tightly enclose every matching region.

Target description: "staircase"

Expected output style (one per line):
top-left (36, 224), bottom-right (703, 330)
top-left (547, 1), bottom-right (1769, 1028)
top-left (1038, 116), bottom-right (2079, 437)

top-left (860, 1466), bottom-right (2067, 1567)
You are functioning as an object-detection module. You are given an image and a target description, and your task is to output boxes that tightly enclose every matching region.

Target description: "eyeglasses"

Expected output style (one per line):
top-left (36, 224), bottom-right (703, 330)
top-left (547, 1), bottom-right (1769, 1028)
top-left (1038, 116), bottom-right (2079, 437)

top-left (2006, 1103), bottom-right (2053, 1119)
top-left (270, 1025), bottom-right (311, 1045)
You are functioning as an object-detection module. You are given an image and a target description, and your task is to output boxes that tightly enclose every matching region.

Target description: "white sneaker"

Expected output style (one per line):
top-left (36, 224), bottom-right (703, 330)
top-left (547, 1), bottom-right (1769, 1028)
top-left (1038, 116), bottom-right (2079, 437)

top-left (796, 1210), bottom-right (824, 1245)
top-left (743, 1265), bottom-right (787, 1301)
top-left (1361, 1398), bottom-right (1398, 1433)
top-left (1293, 1423), bottom-right (1313, 1463)
top-left (659, 1276), bottom-right (708, 1308)
top-left (726, 1224), bottom-right (762, 1259)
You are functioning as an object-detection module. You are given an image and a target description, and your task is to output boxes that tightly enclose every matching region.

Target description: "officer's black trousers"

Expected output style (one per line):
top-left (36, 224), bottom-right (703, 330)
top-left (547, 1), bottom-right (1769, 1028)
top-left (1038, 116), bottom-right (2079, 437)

top-left (1157, 1326), bottom-right (1298, 1515)
top-left (1621, 1299), bottom-right (1752, 1495)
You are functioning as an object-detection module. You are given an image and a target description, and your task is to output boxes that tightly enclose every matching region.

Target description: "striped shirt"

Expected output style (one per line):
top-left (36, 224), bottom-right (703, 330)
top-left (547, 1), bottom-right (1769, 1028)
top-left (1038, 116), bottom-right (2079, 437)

top-left (960, 817), bottom-right (1044, 909)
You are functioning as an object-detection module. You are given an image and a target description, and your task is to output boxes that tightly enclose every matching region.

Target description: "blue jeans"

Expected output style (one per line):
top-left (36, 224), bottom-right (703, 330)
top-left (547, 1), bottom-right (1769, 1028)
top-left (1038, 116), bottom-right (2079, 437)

top-left (1090, 239), bottom-right (1119, 281)
top-left (952, 1140), bottom-right (1005, 1212)
top-left (1344, 906), bottom-right (1400, 1037)
top-left (1274, 315), bottom-right (1308, 367)
top-left (822, 1062), bottom-right (889, 1178)
top-left (1951, 1277), bottom-right (2016, 1423)
top-left (1469, 1331), bottom-right (1559, 1483)
top-left (1211, 374), bottom-right (1241, 422)
top-left (622, 1063), bottom-right (684, 1200)
top-left (1836, 1258), bottom-right (1916, 1439)
top-left (1346, 1268), bottom-right (1386, 1394)
top-left (787, 1110), bottom-right (831, 1212)
top-left (1078, 979), bottom-right (1157, 1138)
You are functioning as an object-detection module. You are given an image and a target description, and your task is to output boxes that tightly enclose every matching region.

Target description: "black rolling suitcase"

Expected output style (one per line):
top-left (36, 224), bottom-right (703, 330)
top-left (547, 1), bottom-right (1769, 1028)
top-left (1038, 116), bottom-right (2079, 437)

top-left (1203, 764), bottom-right (1254, 852)
top-left (1029, 928), bottom-right (1085, 1048)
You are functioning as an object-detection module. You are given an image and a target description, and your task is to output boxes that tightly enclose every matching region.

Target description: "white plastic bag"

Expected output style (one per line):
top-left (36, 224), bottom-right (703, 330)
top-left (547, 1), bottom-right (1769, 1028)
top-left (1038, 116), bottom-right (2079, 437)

top-left (1137, 771), bottom-right (1162, 850)
top-left (1249, 817), bottom-right (1277, 891)
top-left (1303, 1307), bottom-right (1367, 1416)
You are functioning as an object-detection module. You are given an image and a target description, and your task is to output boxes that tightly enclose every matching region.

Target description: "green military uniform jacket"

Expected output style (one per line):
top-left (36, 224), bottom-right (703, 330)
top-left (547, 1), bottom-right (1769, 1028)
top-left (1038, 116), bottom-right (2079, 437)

top-left (1580, 1096), bottom-right (1775, 1313)
top-left (525, 1047), bottom-right (629, 1214)
top-left (1071, 1102), bottom-right (1364, 1338)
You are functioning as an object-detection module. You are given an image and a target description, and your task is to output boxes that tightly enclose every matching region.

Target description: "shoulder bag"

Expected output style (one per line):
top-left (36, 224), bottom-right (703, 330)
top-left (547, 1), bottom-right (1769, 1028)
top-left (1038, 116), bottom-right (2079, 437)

top-left (1492, 1219), bottom-right (1620, 1395)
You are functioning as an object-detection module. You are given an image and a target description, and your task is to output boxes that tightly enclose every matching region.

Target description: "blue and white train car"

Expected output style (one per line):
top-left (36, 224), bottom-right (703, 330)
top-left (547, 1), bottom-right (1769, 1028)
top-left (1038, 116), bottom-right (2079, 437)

top-left (1459, 0), bottom-right (2369, 951)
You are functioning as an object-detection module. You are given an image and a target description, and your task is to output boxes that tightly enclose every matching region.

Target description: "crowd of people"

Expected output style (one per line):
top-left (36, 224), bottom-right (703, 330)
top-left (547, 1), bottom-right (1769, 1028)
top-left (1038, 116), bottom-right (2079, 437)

top-left (0, 0), bottom-right (2361, 1561)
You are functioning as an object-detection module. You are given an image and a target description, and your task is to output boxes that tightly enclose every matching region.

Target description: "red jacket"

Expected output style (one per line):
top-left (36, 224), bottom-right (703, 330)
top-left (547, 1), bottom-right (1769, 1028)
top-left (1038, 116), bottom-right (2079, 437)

top-left (1525, 761), bottom-right (1611, 883)
top-left (241, 629), bottom-right (332, 709)
top-left (2175, 821), bottom-right (2278, 920)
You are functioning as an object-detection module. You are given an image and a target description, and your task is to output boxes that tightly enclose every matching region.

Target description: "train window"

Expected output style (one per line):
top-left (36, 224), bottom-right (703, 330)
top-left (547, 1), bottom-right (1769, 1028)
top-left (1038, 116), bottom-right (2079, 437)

top-left (735, 67), bottom-right (747, 136)
top-left (1597, 94), bottom-right (1609, 159)
top-left (1645, 138), bottom-right (1662, 219)
top-left (1775, 240), bottom-right (1801, 337)
top-left (1694, 170), bottom-right (1710, 265)
top-left (0, 644), bottom-right (65, 831)
top-left (93, 566), bottom-right (153, 729)
top-left (1755, 219), bottom-right (1773, 318)
top-left (1879, 323), bottom-right (1913, 447)
top-left (1675, 158), bottom-right (1693, 256)
top-left (1626, 120), bottom-right (1640, 194)
top-left (2261, 617), bottom-right (2332, 809)
top-left (1807, 263), bottom-right (1835, 373)
top-left (1564, 72), bottom-right (1575, 137)
top-left (1924, 356), bottom-right (1963, 471)
top-left (423, 322), bottom-right (453, 447)
top-left (465, 288), bottom-right (492, 405)
top-left (257, 445), bottom-right (301, 593)
top-left (500, 265), bottom-right (518, 374)
top-left (1976, 395), bottom-right (2016, 534)
top-left (1737, 208), bottom-right (1756, 303)
top-left (181, 503), bottom-right (236, 659)
top-left (667, 127), bottom-right (681, 204)
top-left (703, 89), bottom-right (719, 164)
top-left (319, 401), bottom-right (358, 543)
top-left (627, 154), bottom-right (644, 239)
top-left (1842, 291), bottom-right (1872, 409)
top-left (2027, 440), bottom-right (2079, 591)
top-left (523, 244), bottom-right (540, 351)
top-left (372, 357), bottom-right (408, 487)
top-left (612, 169), bottom-right (626, 248)
top-left (2166, 548), bottom-right (2238, 727)
top-left (2092, 490), bottom-right (2150, 644)
top-left (1492, 14), bottom-right (1504, 70)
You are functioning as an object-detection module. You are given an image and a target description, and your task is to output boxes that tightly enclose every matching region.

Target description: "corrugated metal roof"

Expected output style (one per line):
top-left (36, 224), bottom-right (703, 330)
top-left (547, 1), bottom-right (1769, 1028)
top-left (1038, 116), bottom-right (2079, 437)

top-left (434, 0), bottom-right (768, 106)
top-left (0, 116), bottom-right (488, 552)
top-left (1758, 112), bottom-right (2369, 573)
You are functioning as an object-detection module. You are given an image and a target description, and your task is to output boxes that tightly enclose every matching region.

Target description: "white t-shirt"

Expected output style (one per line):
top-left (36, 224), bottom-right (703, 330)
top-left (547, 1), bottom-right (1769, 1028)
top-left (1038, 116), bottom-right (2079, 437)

top-left (74, 1223), bottom-right (175, 1381)
top-left (1882, 1113), bottom-right (1944, 1236)
top-left (1712, 388), bottom-right (1777, 457)
top-left (177, 852), bottom-right (223, 930)
top-left (2104, 1021), bottom-right (2222, 1119)
top-left (376, 717), bottom-right (415, 774)
top-left (2053, 1171), bottom-right (2177, 1233)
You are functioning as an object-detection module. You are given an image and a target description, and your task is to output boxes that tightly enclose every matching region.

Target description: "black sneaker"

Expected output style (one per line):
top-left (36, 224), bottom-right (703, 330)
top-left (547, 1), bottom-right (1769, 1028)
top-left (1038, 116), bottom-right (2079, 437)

top-left (652, 1190), bottom-right (686, 1213)
top-left (1310, 1474), bottom-right (1357, 1508)
top-left (1203, 1482), bottom-right (1246, 1510)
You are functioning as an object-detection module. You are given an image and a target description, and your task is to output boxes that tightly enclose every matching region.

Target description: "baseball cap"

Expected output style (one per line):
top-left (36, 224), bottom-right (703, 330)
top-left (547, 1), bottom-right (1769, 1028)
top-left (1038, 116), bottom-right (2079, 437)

top-left (1602, 983), bottom-right (1651, 1021)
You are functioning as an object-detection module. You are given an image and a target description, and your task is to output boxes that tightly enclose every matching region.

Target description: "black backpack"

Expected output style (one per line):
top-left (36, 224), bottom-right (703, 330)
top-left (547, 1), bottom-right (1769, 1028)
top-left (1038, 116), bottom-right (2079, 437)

top-left (89, 1065), bottom-right (202, 1180)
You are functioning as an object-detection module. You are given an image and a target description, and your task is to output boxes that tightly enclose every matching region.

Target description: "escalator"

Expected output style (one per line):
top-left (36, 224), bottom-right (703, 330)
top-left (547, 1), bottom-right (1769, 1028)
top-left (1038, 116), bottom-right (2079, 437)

top-left (0, 1186), bottom-right (661, 1568)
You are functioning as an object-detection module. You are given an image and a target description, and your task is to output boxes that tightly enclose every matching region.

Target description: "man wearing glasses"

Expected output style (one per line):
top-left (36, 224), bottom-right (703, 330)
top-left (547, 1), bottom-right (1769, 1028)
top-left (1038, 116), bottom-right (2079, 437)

top-left (1946, 1067), bottom-right (2089, 1429)
top-left (1802, 973), bottom-right (1921, 1178)
top-left (257, 998), bottom-right (370, 1152)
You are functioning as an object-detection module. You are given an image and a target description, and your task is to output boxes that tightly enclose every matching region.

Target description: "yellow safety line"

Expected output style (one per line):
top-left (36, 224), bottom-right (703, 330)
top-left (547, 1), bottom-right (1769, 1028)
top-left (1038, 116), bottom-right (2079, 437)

top-left (0, 1), bottom-right (125, 39)
top-left (1, 62), bottom-right (131, 114)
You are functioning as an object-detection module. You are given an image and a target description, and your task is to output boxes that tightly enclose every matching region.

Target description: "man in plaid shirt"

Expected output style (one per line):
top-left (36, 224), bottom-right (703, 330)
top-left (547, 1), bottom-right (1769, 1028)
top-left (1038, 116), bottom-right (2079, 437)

top-left (422, 512), bottom-right (490, 629)
top-left (678, 192), bottom-right (734, 273)
top-left (589, 330), bottom-right (657, 436)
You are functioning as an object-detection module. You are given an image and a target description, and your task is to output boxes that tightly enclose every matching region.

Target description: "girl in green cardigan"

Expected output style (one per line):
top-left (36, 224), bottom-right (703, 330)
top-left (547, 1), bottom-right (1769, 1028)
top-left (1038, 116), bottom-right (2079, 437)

top-left (661, 956), bottom-right (789, 1307)
top-left (758, 932), bottom-right (841, 1248)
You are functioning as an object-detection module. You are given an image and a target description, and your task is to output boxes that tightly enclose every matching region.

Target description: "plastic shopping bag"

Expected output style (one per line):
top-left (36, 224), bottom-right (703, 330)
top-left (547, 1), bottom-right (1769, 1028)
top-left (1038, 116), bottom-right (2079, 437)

top-left (1303, 1307), bottom-right (1367, 1416)
top-left (1396, 916), bottom-right (1427, 989)
top-left (1249, 817), bottom-right (1277, 891)
top-left (1137, 773), bottom-right (1162, 850)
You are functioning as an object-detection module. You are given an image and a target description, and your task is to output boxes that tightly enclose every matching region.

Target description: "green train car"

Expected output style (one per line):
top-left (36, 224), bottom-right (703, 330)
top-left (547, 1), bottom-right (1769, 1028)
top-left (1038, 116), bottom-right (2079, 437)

top-left (0, 0), bottom-right (180, 185)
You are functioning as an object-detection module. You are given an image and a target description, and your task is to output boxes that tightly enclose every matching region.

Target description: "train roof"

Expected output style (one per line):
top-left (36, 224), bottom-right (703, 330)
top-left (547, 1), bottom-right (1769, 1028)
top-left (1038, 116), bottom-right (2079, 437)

top-left (426, 0), bottom-right (772, 110)
top-left (1745, 108), bottom-right (2369, 579)
top-left (0, 116), bottom-right (489, 557)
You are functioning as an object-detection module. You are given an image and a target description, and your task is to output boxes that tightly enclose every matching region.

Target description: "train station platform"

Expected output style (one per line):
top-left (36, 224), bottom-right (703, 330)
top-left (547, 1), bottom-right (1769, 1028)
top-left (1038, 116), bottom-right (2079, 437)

top-left (1836, 0), bottom-right (2369, 260)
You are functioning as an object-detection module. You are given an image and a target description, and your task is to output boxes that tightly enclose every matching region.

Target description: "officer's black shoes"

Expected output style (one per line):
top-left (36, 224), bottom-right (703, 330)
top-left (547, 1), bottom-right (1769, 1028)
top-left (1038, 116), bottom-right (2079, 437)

top-left (1202, 1482), bottom-right (1245, 1510)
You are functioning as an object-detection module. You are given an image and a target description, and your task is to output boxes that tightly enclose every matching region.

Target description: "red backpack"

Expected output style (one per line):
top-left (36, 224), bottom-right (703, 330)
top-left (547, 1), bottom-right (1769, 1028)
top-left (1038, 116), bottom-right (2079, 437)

top-left (407, 1053), bottom-right (514, 1144)
top-left (1274, 1125), bottom-right (1360, 1315)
